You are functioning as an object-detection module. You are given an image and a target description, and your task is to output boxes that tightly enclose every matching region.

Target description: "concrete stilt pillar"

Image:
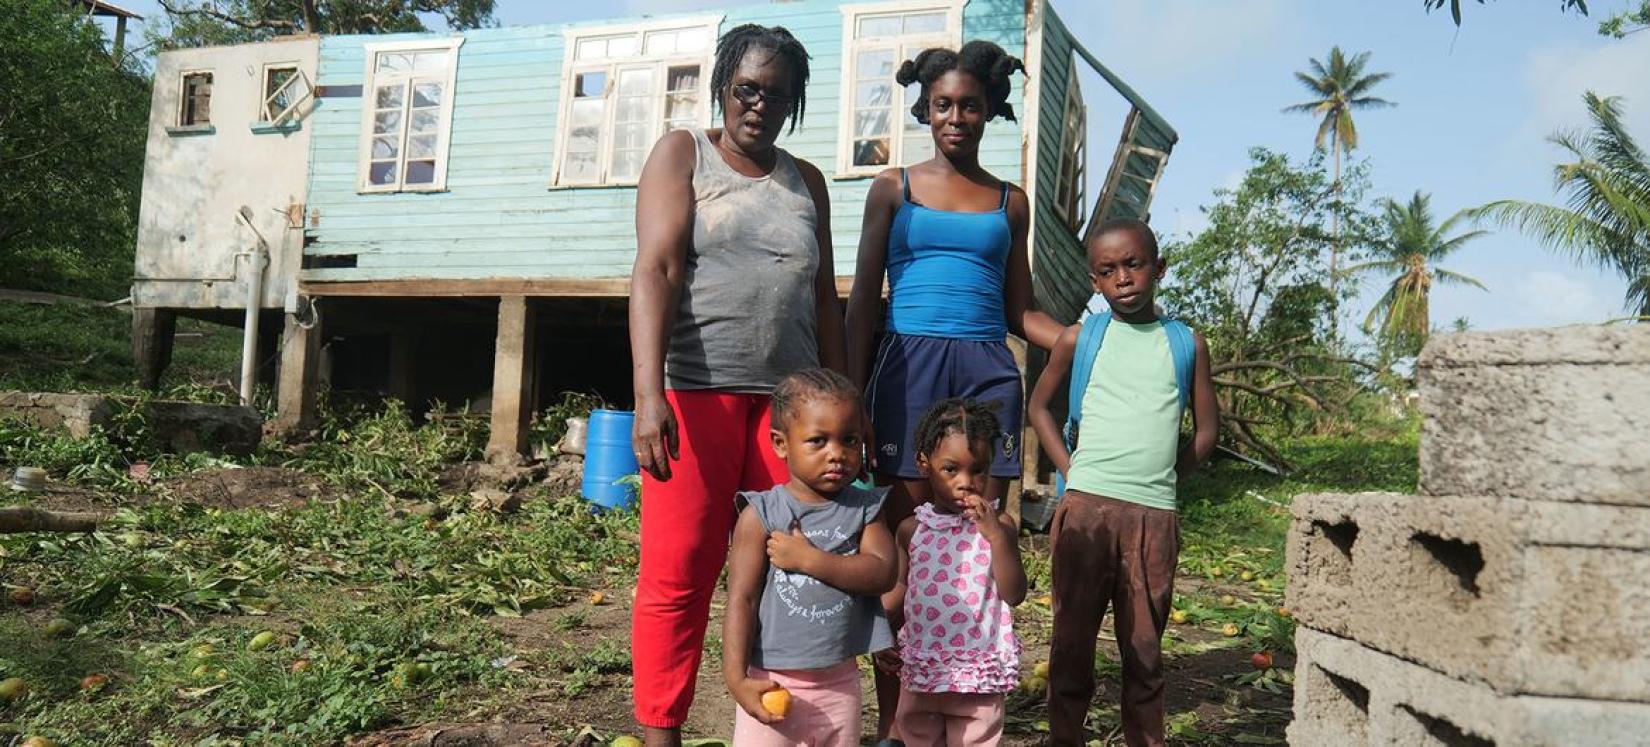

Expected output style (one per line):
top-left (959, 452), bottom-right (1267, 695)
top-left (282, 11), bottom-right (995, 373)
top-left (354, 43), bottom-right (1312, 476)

top-left (273, 308), bottom-right (323, 433)
top-left (486, 295), bottom-right (537, 464)
top-left (132, 307), bottom-right (177, 391)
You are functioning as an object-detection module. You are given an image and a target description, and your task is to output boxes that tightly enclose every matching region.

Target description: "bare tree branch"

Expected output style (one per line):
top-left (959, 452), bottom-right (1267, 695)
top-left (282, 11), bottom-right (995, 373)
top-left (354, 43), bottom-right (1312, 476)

top-left (157, 0), bottom-right (299, 30)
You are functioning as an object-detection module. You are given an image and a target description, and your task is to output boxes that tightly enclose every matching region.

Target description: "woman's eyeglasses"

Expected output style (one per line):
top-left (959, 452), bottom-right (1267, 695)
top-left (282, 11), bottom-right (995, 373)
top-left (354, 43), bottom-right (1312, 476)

top-left (729, 83), bottom-right (794, 114)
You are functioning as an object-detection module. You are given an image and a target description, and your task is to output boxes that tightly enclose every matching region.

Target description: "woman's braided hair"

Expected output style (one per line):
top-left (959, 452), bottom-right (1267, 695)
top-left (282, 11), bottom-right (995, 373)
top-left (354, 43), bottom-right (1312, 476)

top-left (913, 398), bottom-right (1001, 457)
top-left (894, 39), bottom-right (1025, 125)
top-left (710, 24), bottom-right (812, 134)
top-left (771, 368), bottom-right (861, 428)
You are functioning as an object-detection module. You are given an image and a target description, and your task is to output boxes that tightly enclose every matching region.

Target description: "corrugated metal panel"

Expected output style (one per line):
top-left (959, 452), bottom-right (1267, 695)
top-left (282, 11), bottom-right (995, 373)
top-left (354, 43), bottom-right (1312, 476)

top-left (302, 0), bottom-right (1026, 284)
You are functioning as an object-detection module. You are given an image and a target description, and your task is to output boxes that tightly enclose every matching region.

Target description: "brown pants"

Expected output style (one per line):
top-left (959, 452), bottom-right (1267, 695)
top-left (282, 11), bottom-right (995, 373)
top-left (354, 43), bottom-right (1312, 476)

top-left (1047, 491), bottom-right (1180, 747)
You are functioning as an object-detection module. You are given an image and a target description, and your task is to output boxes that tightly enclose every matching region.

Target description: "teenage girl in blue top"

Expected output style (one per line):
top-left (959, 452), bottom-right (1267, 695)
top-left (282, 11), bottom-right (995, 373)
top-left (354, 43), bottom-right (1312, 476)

top-left (844, 39), bottom-right (1064, 744)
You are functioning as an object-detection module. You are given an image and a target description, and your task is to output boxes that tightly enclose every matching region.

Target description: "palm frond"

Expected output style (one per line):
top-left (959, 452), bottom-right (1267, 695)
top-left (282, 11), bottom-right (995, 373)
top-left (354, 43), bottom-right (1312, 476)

top-left (1433, 268), bottom-right (1488, 290)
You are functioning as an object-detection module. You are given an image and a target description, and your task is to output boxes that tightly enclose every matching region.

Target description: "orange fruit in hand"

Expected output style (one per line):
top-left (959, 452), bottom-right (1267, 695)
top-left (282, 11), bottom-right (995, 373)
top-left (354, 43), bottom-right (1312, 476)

top-left (761, 686), bottom-right (792, 720)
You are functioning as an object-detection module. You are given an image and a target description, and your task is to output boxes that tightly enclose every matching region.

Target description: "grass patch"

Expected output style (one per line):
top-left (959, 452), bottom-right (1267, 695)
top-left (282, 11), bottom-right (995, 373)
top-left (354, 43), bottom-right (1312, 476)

top-left (0, 301), bottom-right (241, 393)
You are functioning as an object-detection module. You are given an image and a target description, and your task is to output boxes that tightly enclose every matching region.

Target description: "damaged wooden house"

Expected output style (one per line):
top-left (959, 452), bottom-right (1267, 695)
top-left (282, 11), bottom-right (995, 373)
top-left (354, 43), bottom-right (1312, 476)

top-left (128, 0), bottom-right (1178, 474)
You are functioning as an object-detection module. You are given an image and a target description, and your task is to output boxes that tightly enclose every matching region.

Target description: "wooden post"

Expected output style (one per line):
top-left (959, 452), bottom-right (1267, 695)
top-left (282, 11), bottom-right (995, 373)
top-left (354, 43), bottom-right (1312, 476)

top-left (1007, 336), bottom-right (1037, 527)
top-left (132, 307), bottom-right (177, 391)
top-left (273, 308), bottom-right (323, 433)
top-left (486, 296), bottom-right (537, 464)
top-left (387, 327), bottom-right (420, 405)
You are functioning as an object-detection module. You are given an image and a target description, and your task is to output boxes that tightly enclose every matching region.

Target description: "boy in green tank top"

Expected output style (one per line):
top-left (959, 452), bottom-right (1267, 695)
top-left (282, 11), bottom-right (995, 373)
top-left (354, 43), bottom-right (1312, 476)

top-left (1027, 219), bottom-right (1220, 747)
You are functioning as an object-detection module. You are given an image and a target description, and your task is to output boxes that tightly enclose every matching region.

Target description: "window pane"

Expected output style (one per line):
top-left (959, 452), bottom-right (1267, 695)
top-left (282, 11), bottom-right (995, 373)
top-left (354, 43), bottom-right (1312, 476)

top-left (377, 53), bottom-right (412, 73)
top-left (264, 68), bottom-right (296, 117)
top-left (856, 15), bottom-right (902, 38)
top-left (182, 73), bottom-right (212, 125)
top-left (405, 160), bottom-right (436, 184)
top-left (564, 151), bottom-right (598, 182)
top-left (570, 98), bottom-right (604, 129)
top-left (663, 92), bottom-right (697, 123)
top-left (611, 150), bottom-right (644, 181)
top-left (853, 138), bottom-right (890, 166)
top-left (412, 51), bottom-right (449, 71)
top-left (617, 95), bottom-right (648, 122)
top-left (371, 136), bottom-right (399, 159)
top-left (375, 84), bottom-right (404, 109)
top-left (576, 38), bottom-right (607, 60)
top-left (666, 65), bottom-right (699, 93)
top-left (856, 81), bottom-right (893, 108)
top-left (575, 71), bottom-right (606, 98)
top-left (614, 122), bottom-right (650, 150)
top-left (607, 35), bottom-right (638, 57)
top-left (645, 30), bottom-right (677, 56)
top-left (413, 82), bottom-right (443, 107)
top-left (408, 134), bottom-right (437, 158)
top-left (410, 109), bottom-right (440, 133)
top-left (617, 68), bottom-right (652, 96)
top-left (857, 49), bottom-right (895, 80)
top-left (903, 11), bottom-right (946, 34)
top-left (373, 111), bottom-right (402, 134)
top-left (677, 27), bottom-right (709, 51)
top-left (904, 81), bottom-right (926, 129)
top-left (854, 109), bottom-right (891, 138)
top-left (369, 161), bottom-right (397, 185)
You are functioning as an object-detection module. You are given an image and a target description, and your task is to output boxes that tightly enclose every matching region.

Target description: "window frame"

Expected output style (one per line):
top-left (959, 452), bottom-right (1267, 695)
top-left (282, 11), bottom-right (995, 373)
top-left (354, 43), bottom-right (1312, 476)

top-left (835, 0), bottom-right (964, 178)
top-left (178, 69), bottom-right (214, 127)
top-left (356, 37), bottom-right (464, 194)
top-left (551, 15), bottom-right (723, 188)
top-left (1053, 59), bottom-right (1088, 233)
top-left (257, 62), bottom-right (310, 126)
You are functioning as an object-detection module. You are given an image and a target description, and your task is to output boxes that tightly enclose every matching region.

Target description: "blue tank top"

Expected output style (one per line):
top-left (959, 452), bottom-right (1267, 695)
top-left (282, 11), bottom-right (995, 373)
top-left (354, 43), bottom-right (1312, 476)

top-left (884, 170), bottom-right (1011, 341)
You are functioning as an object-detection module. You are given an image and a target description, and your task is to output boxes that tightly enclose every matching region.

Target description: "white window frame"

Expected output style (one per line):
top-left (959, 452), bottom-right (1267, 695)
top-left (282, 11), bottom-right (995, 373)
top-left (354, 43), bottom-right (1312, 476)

top-left (257, 62), bottom-right (312, 126)
top-left (356, 37), bottom-right (464, 194)
top-left (835, 0), bottom-right (964, 178)
top-left (1053, 61), bottom-right (1088, 233)
top-left (552, 15), bottom-right (723, 188)
top-left (178, 69), bottom-right (214, 127)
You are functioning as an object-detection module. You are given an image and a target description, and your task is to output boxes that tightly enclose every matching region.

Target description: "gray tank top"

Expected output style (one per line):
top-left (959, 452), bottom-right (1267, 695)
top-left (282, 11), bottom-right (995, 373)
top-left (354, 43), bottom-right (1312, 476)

top-left (664, 129), bottom-right (821, 393)
top-left (742, 483), bottom-right (893, 670)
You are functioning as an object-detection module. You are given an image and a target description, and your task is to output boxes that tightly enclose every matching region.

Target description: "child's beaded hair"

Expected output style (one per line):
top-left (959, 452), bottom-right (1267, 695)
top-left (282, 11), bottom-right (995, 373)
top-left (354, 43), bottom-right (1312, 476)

top-left (913, 398), bottom-right (1001, 457)
top-left (770, 367), bottom-right (862, 428)
top-left (895, 39), bottom-right (1025, 124)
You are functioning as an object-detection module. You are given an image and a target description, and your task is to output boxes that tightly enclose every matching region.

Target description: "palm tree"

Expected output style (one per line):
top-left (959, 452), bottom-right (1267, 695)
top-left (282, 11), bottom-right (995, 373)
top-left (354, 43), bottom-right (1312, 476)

top-left (1283, 47), bottom-right (1395, 295)
top-left (1351, 191), bottom-right (1487, 358)
top-left (1473, 92), bottom-right (1650, 319)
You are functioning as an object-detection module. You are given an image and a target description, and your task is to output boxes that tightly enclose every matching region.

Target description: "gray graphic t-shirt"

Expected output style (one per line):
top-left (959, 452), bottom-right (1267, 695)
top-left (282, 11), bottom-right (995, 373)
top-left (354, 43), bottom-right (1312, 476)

top-left (743, 483), bottom-right (893, 670)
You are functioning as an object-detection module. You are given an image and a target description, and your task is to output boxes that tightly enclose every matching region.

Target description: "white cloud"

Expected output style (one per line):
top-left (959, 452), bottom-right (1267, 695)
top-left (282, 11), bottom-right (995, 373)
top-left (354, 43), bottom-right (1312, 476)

top-left (1503, 269), bottom-right (1621, 328)
top-left (1522, 34), bottom-right (1650, 140)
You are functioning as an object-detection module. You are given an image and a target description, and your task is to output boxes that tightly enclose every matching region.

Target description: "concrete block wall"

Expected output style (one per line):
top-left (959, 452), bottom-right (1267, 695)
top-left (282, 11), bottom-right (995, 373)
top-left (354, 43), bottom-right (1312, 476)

top-left (1287, 325), bottom-right (1650, 745)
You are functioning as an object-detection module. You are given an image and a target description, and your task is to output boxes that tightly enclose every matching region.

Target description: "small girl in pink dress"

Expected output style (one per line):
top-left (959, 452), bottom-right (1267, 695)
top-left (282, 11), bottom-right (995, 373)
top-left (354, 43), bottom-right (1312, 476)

top-left (881, 398), bottom-right (1027, 744)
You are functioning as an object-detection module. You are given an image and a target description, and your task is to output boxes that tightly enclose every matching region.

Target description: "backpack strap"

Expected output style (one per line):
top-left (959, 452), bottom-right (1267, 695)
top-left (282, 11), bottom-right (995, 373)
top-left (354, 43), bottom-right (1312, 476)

top-left (1163, 319), bottom-right (1196, 411)
top-left (1062, 312), bottom-right (1111, 453)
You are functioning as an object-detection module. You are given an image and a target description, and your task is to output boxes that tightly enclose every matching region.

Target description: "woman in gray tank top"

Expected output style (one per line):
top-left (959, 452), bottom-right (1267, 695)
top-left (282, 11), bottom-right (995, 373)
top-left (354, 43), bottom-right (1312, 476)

top-left (627, 24), bottom-right (847, 746)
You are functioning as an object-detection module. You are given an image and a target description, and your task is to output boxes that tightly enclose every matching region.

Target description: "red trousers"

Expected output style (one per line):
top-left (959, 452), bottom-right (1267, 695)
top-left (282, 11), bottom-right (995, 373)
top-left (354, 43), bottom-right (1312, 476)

top-left (631, 389), bottom-right (788, 728)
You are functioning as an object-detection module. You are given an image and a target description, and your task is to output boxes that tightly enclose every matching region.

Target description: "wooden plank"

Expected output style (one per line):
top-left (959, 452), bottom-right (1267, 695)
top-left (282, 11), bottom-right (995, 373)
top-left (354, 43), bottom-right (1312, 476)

top-left (301, 276), bottom-right (859, 298)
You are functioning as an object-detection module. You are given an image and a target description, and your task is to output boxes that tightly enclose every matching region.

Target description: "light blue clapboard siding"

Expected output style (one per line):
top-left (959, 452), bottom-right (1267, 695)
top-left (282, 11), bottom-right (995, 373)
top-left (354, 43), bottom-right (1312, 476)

top-left (303, 0), bottom-right (1028, 284)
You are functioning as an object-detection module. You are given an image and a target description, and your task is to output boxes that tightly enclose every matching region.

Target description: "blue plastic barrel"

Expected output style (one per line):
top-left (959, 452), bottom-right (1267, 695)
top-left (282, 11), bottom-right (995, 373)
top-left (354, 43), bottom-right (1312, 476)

top-left (582, 409), bottom-right (639, 510)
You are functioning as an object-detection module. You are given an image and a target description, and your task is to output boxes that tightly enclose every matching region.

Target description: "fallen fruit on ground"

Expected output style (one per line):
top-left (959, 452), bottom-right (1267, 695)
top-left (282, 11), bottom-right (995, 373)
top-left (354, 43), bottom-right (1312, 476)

top-left (0, 677), bottom-right (29, 702)
top-left (588, 591), bottom-right (607, 606)
top-left (761, 687), bottom-right (792, 719)
top-left (190, 664), bottom-right (213, 680)
top-left (290, 659), bottom-right (311, 674)
top-left (1023, 675), bottom-right (1047, 694)
top-left (120, 532), bottom-right (145, 549)
top-left (1219, 594), bottom-right (1237, 607)
top-left (44, 617), bottom-right (75, 638)
top-left (187, 644), bottom-right (214, 662)
top-left (1277, 607), bottom-right (1292, 619)
top-left (1251, 651), bottom-right (1274, 670)
top-left (1240, 571), bottom-right (1255, 582)
top-left (246, 631), bottom-right (278, 651)
top-left (1222, 623), bottom-right (1240, 637)
top-left (1033, 660), bottom-right (1050, 678)
top-left (1169, 609), bottom-right (1189, 624)
top-left (610, 737), bottom-right (643, 747)
top-left (10, 586), bottom-right (35, 606)
top-left (1036, 594), bottom-right (1053, 606)
top-left (20, 737), bottom-right (56, 747)
top-left (1209, 566), bottom-right (1224, 578)
top-left (79, 673), bottom-right (110, 691)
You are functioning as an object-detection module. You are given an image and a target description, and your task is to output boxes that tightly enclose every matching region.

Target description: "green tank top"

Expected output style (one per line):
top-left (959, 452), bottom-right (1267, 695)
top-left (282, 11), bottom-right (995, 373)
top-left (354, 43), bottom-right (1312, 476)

top-left (1066, 319), bottom-right (1181, 511)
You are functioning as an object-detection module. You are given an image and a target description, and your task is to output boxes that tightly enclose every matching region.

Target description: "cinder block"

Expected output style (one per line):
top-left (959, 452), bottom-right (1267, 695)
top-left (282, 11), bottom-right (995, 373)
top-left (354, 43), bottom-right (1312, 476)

top-left (1287, 492), bottom-right (1650, 702)
top-left (1417, 326), bottom-right (1650, 505)
top-left (0, 391), bottom-right (113, 438)
top-left (1291, 626), bottom-right (1650, 746)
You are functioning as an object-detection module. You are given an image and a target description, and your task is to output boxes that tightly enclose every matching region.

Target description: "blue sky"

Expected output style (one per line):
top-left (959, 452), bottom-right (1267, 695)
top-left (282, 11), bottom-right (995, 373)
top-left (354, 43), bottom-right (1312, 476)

top-left (106, 0), bottom-right (1649, 330)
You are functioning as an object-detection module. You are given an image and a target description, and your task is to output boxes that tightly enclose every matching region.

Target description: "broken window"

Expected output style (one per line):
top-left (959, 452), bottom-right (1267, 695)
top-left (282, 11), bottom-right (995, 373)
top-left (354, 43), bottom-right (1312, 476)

top-left (1054, 70), bottom-right (1088, 233)
top-left (259, 64), bottom-right (311, 125)
top-left (180, 72), bottom-right (212, 126)
top-left (359, 40), bottom-right (462, 192)
top-left (554, 19), bottom-right (716, 186)
top-left (840, 4), bottom-right (959, 173)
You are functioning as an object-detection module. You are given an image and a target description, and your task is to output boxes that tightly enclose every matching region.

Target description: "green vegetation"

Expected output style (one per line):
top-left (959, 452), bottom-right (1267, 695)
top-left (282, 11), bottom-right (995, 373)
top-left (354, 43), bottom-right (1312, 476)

top-left (1352, 191), bottom-right (1488, 360)
top-left (0, 302), bottom-right (242, 394)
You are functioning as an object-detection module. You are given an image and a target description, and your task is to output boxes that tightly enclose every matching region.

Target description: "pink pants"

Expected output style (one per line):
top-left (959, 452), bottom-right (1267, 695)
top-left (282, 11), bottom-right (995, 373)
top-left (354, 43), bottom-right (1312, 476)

top-left (732, 660), bottom-right (862, 747)
top-left (895, 689), bottom-right (1006, 747)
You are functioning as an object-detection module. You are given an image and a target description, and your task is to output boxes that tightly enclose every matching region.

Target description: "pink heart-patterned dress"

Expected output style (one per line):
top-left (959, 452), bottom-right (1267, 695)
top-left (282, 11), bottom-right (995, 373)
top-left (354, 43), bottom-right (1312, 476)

top-left (898, 502), bottom-right (1021, 693)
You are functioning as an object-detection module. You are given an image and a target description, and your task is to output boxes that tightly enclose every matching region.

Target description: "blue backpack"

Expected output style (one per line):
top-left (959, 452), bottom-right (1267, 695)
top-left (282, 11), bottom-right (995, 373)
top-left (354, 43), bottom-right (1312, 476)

top-left (1062, 312), bottom-right (1197, 456)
